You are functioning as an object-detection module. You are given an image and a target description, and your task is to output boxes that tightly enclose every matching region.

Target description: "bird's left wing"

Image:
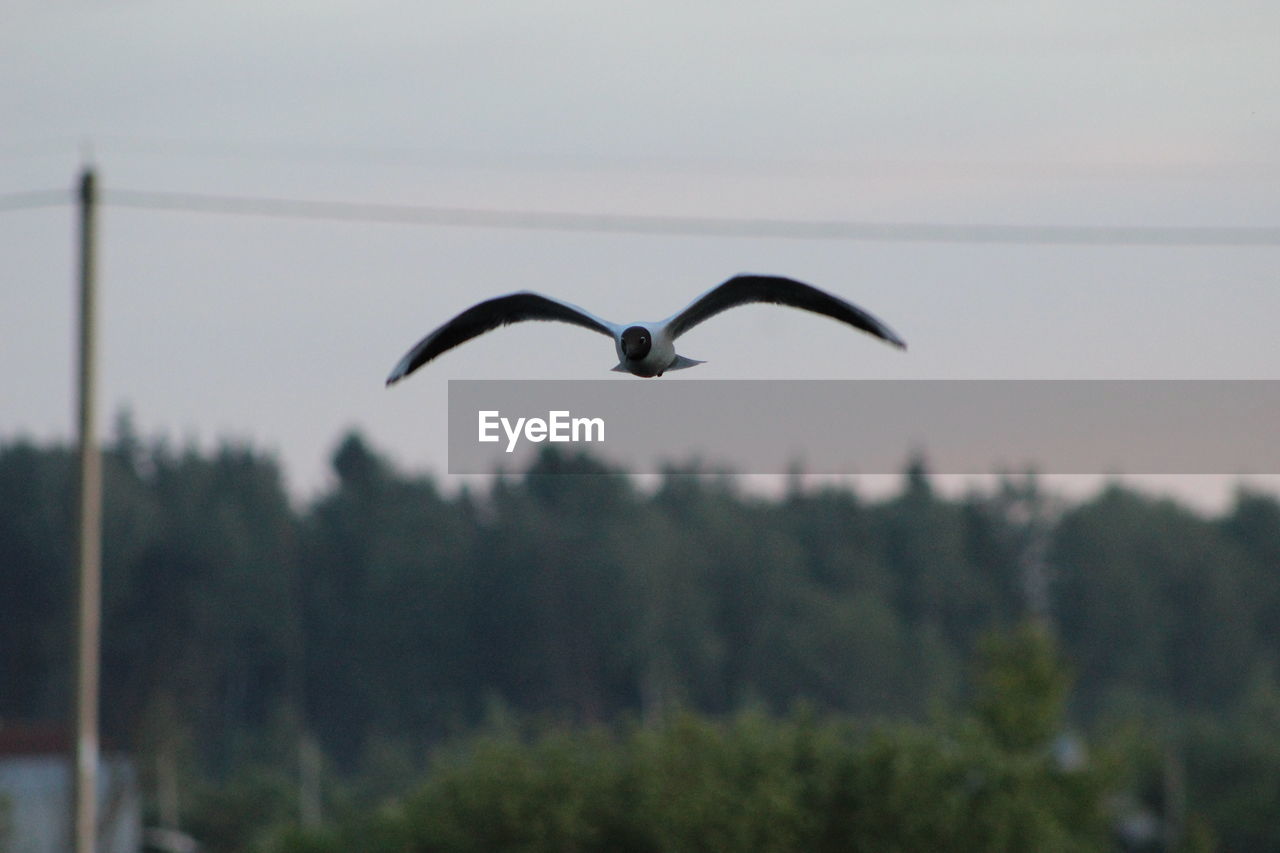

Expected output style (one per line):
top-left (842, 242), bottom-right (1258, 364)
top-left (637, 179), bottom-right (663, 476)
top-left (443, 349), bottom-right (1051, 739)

top-left (664, 274), bottom-right (907, 349)
top-left (386, 291), bottom-right (617, 385)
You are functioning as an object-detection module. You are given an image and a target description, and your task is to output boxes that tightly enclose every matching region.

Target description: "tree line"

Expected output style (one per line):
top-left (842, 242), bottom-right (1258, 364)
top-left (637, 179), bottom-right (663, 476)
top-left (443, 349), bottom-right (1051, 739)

top-left (2, 418), bottom-right (1279, 850)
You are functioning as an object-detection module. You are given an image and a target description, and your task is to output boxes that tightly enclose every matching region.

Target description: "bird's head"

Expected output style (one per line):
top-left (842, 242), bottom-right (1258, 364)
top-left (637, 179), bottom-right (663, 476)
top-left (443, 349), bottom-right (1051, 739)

top-left (620, 326), bottom-right (652, 361)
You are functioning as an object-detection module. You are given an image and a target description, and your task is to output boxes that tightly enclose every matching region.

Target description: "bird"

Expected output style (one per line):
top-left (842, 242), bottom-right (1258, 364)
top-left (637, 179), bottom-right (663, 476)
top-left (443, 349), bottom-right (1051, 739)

top-left (385, 274), bottom-right (906, 384)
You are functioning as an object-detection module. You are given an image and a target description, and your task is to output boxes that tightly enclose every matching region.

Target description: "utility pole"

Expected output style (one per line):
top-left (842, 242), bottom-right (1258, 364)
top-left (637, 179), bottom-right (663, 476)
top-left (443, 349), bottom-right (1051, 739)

top-left (72, 165), bottom-right (102, 853)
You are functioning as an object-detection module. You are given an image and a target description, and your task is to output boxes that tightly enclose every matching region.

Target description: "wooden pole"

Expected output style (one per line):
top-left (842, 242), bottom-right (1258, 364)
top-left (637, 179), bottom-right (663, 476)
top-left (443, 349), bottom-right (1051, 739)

top-left (72, 165), bottom-right (102, 853)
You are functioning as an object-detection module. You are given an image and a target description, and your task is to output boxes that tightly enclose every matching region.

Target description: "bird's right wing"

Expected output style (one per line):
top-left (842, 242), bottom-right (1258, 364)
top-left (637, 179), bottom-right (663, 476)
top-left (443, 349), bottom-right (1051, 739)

top-left (665, 274), bottom-right (907, 349)
top-left (386, 291), bottom-right (616, 385)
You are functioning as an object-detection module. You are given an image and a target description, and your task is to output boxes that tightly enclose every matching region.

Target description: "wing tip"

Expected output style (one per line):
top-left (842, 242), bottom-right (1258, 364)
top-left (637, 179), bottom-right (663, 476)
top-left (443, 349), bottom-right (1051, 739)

top-left (385, 356), bottom-right (414, 386)
top-left (875, 323), bottom-right (908, 350)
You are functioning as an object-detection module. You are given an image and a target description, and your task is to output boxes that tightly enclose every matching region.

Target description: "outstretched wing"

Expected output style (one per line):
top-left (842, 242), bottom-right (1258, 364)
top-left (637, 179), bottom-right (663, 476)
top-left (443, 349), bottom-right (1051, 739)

top-left (386, 291), bottom-right (616, 385)
top-left (665, 274), bottom-right (907, 349)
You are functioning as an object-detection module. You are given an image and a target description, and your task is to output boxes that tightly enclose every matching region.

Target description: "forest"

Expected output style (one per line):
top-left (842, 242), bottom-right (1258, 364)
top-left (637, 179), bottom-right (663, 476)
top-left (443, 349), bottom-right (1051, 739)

top-left (2, 416), bottom-right (1279, 852)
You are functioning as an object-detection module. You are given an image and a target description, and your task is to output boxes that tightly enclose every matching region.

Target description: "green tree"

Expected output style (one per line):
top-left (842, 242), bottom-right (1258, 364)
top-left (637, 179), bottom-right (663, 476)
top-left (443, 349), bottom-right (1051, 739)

top-left (972, 620), bottom-right (1070, 752)
top-left (0, 440), bottom-right (74, 720)
top-left (302, 431), bottom-right (474, 764)
top-left (1053, 485), bottom-right (1259, 716)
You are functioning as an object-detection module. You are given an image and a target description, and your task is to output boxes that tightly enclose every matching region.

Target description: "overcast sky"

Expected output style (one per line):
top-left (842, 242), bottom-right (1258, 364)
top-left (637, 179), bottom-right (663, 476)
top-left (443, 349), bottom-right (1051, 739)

top-left (3, 0), bottom-right (1278, 506)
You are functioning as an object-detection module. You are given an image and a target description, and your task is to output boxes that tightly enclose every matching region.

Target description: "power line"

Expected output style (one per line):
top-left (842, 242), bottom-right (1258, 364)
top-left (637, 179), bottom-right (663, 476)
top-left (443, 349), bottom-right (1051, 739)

top-left (0, 188), bottom-right (69, 212)
top-left (103, 188), bottom-right (1280, 246)
top-left (6, 184), bottom-right (1279, 246)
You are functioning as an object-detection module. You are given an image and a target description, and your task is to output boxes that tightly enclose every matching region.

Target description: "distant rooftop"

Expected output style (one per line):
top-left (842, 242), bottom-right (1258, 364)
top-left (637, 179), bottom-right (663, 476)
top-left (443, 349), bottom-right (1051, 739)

top-left (0, 722), bottom-right (120, 757)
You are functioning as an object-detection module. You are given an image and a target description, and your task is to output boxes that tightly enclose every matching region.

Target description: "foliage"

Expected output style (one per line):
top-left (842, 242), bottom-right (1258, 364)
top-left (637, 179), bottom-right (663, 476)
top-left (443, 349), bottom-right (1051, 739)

top-left (3, 427), bottom-right (1279, 850)
top-left (972, 620), bottom-right (1070, 752)
top-left (1181, 673), bottom-right (1280, 852)
top-left (265, 626), bottom-right (1111, 853)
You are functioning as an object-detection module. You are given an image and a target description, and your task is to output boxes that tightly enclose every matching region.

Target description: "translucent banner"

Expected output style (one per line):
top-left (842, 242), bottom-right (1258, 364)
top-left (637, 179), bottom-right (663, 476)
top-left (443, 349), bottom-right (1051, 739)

top-left (447, 380), bottom-right (1279, 475)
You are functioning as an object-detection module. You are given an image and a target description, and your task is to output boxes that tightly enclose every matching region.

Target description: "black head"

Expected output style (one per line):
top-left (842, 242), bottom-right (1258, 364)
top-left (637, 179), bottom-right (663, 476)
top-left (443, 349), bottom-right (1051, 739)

top-left (620, 326), bottom-right (651, 361)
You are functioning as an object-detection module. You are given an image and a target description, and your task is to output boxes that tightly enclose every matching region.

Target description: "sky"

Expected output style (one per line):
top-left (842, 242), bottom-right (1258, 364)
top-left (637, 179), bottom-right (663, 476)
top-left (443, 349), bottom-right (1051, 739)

top-left (2, 0), bottom-right (1279, 508)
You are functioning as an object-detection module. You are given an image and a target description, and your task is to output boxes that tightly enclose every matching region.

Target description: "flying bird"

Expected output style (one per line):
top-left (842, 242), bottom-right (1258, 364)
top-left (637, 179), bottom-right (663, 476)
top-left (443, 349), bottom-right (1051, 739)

top-left (386, 274), bottom-right (906, 384)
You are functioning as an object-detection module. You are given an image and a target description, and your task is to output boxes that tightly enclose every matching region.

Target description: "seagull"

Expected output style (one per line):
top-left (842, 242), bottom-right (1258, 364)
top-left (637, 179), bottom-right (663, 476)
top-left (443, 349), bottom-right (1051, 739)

top-left (386, 274), bottom-right (906, 384)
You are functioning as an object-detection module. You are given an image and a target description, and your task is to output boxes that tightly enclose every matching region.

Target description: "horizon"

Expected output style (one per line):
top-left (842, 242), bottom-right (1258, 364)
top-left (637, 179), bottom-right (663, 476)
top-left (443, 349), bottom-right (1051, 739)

top-left (5, 411), bottom-right (1274, 519)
